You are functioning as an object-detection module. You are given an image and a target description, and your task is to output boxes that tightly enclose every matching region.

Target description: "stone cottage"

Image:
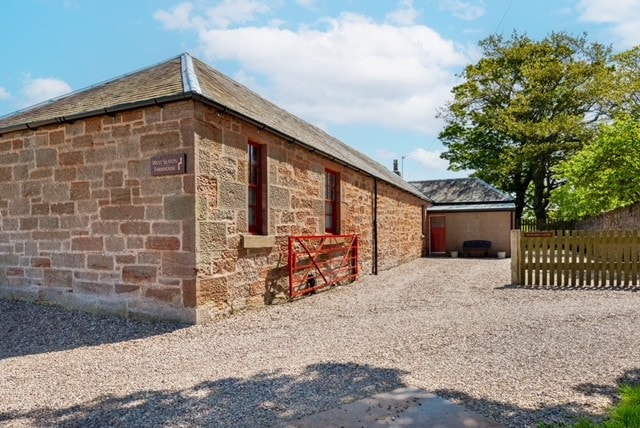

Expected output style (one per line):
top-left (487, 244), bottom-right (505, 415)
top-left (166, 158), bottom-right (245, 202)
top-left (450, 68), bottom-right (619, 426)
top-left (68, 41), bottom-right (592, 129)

top-left (0, 53), bottom-right (428, 323)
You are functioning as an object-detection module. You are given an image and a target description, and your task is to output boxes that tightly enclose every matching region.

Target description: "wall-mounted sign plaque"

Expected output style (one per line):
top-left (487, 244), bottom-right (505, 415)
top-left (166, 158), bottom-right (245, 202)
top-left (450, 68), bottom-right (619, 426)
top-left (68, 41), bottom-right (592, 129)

top-left (524, 231), bottom-right (554, 238)
top-left (151, 154), bottom-right (186, 176)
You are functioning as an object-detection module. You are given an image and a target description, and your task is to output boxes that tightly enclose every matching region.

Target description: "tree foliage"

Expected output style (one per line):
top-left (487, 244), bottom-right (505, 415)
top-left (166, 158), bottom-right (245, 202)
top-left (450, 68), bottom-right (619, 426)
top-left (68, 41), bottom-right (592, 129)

top-left (608, 46), bottom-right (640, 117)
top-left (552, 116), bottom-right (640, 219)
top-left (550, 47), bottom-right (640, 219)
top-left (438, 32), bottom-right (612, 221)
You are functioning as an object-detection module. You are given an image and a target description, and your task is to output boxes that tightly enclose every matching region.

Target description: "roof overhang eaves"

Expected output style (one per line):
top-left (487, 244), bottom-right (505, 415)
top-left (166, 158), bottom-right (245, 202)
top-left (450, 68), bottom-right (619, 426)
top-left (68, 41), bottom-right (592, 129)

top-left (434, 200), bottom-right (514, 206)
top-left (0, 92), bottom-right (197, 136)
top-left (0, 90), bottom-right (428, 202)
top-left (428, 203), bottom-right (516, 213)
top-left (190, 95), bottom-right (430, 201)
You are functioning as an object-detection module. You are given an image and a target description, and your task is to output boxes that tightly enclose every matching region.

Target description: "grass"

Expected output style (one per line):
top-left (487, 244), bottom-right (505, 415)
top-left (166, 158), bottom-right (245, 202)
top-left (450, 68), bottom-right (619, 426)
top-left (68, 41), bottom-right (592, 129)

top-left (607, 385), bottom-right (640, 428)
top-left (540, 385), bottom-right (640, 428)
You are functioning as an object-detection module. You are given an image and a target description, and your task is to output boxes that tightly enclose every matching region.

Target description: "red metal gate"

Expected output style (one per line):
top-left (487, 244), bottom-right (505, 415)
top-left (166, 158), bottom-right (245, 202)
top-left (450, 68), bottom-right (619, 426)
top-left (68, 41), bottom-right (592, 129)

top-left (288, 234), bottom-right (359, 298)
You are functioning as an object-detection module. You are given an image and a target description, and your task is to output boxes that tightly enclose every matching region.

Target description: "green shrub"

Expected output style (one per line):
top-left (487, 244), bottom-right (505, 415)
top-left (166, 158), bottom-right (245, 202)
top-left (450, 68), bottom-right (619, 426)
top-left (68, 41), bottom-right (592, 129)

top-left (604, 385), bottom-right (640, 428)
top-left (539, 385), bottom-right (640, 428)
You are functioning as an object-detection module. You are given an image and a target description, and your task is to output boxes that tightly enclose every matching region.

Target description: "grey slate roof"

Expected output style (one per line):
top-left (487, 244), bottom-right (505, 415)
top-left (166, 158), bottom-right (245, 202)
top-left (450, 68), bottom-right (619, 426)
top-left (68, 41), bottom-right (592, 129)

top-left (410, 178), bottom-right (515, 211)
top-left (426, 203), bottom-right (515, 212)
top-left (0, 53), bottom-right (426, 200)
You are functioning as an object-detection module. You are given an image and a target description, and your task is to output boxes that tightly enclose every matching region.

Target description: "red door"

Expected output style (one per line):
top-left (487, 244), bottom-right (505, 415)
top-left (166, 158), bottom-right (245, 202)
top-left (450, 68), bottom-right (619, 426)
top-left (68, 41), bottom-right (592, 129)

top-left (430, 216), bottom-right (446, 254)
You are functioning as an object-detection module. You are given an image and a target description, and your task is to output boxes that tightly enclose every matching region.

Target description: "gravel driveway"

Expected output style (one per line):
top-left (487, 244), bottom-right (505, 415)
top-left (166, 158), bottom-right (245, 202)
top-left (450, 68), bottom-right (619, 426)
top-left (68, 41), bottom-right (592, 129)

top-left (2, 257), bottom-right (640, 427)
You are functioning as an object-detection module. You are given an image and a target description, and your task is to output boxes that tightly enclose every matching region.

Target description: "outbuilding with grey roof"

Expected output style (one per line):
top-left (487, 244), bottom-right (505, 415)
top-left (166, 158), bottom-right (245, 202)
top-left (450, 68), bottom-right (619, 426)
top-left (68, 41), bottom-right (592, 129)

top-left (410, 178), bottom-right (515, 257)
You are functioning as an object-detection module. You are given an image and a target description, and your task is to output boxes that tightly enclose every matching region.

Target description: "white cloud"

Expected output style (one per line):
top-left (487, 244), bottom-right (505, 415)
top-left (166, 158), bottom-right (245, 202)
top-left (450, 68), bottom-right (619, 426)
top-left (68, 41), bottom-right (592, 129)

top-left (404, 148), bottom-right (471, 180)
top-left (154, 2), bottom-right (197, 30)
top-left (375, 148), bottom-right (398, 160)
top-left (409, 148), bottom-right (450, 172)
top-left (154, 4), bottom-right (469, 135)
top-left (386, 0), bottom-right (421, 26)
top-left (0, 87), bottom-right (10, 100)
top-left (155, 0), bottom-right (270, 30)
top-left (205, 0), bottom-right (270, 29)
top-left (20, 77), bottom-right (72, 108)
top-left (578, 0), bottom-right (640, 48)
top-left (296, 0), bottom-right (316, 8)
top-left (374, 147), bottom-right (471, 180)
top-left (438, 0), bottom-right (485, 21)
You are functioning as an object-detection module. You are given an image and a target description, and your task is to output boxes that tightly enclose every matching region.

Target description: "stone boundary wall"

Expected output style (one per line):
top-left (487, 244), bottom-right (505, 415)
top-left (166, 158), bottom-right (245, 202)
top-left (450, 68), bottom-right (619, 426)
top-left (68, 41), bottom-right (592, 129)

top-left (0, 101), bottom-right (197, 322)
top-left (577, 203), bottom-right (640, 231)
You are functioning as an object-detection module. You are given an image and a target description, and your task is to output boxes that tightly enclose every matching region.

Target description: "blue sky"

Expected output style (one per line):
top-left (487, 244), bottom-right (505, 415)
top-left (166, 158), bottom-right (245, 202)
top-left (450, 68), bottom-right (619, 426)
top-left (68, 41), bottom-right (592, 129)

top-left (1, 0), bottom-right (639, 180)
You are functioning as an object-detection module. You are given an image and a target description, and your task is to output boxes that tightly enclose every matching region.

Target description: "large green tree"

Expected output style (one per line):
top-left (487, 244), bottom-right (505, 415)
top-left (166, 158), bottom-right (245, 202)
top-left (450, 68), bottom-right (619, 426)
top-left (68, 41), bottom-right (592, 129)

top-left (550, 47), bottom-right (640, 219)
top-left (552, 116), bottom-right (640, 219)
top-left (608, 46), bottom-right (640, 117)
top-left (438, 32), bottom-right (612, 221)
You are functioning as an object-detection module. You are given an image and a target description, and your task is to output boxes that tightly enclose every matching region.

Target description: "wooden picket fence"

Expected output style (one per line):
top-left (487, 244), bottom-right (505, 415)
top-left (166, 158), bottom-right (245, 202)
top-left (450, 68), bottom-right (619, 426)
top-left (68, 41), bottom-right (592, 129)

top-left (511, 229), bottom-right (640, 288)
top-left (516, 218), bottom-right (576, 232)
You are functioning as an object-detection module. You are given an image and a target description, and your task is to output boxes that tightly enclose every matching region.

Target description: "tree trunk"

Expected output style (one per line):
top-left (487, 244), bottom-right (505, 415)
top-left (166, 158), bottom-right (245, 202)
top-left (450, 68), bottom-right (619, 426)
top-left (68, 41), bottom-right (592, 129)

top-left (514, 192), bottom-right (526, 224)
top-left (532, 165), bottom-right (548, 221)
top-left (510, 170), bottom-right (531, 224)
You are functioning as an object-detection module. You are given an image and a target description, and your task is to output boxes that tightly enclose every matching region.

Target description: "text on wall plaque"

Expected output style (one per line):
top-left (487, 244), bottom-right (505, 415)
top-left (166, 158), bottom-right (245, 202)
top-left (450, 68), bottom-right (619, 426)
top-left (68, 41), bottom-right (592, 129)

top-left (151, 154), bottom-right (186, 176)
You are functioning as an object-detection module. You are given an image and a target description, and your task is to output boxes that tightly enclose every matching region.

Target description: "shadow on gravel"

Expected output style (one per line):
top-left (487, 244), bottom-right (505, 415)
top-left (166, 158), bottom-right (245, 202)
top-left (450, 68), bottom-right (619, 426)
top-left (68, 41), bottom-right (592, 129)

top-left (0, 300), bottom-right (186, 360)
top-left (0, 362), bottom-right (406, 427)
top-left (575, 368), bottom-right (640, 404)
top-left (433, 367), bottom-right (640, 427)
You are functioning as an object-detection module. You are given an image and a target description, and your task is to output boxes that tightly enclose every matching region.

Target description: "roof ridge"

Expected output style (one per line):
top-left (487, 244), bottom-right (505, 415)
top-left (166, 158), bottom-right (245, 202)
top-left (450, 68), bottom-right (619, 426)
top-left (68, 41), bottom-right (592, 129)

top-left (474, 178), bottom-right (514, 202)
top-left (180, 53), bottom-right (202, 94)
top-left (409, 178), bottom-right (470, 183)
top-left (408, 177), bottom-right (515, 204)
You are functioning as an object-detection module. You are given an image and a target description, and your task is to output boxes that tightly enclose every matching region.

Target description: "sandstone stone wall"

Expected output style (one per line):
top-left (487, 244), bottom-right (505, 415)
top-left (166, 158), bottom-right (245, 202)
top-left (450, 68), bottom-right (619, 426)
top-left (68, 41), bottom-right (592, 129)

top-left (0, 101), bottom-right (197, 322)
top-left (0, 99), bottom-right (426, 323)
top-left (375, 181), bottom-right (427, 270)
top-left (192, 104), bottom-right (426, 322)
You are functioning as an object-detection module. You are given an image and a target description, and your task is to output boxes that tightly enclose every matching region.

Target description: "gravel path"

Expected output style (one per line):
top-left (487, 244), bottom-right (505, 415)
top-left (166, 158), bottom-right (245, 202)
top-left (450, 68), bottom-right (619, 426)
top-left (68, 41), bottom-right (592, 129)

top-left (2, 258), bottom-right (640, 427)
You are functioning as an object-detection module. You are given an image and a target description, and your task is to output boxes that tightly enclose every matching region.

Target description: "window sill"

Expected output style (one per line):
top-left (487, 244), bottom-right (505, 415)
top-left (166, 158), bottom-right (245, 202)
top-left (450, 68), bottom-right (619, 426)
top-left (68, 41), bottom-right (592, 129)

top-left (241, 234), bottom-right (276, 249)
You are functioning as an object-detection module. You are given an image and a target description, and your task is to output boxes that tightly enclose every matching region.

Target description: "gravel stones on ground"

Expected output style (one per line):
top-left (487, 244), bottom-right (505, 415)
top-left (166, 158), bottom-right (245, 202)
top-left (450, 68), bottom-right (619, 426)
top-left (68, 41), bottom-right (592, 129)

top-left (1, 258), bottom-right (639, 427)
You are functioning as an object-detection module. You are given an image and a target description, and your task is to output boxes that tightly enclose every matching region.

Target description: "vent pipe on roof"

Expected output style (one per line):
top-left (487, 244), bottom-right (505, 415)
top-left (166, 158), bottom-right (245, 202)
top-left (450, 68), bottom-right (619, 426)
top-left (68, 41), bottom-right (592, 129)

top-left (393, 159), bottom-right (401, 176)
